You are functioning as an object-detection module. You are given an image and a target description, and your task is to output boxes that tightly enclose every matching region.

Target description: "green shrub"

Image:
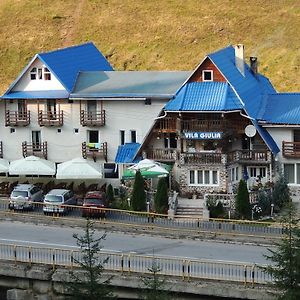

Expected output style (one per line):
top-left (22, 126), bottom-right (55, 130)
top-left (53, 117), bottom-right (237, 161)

top-left (130, 171), bottom-right (146, 211)
top-left (106, 184), bottom-right (114, 206)
top-left (235, 180), bottom-right (251, 219)
top-left (154, 177), bottom-right (168, 213)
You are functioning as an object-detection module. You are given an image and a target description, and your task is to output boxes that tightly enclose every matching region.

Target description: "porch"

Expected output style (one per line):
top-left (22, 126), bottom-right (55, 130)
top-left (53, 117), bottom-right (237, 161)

top-left (22, 141), bottom-right (48, 159)
top-left (282, 141), bottom-right (300, 158)
top-left (38, 110), bottom-right (64, 126)
top-left (5, 110), bottom-right (30, 126)
top-left (143, 148), bottom-right (178, 162)
top-left (227, 150), bottom-right (271, 164)
top-left (80, 110), bottom-right (106, 127)
top-left (82, 142), bottom-right (107, 162)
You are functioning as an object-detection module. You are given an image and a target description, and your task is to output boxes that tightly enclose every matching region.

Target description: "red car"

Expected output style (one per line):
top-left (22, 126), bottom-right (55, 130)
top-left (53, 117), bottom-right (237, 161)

top-left (81, 191), bottom-right (107, 218)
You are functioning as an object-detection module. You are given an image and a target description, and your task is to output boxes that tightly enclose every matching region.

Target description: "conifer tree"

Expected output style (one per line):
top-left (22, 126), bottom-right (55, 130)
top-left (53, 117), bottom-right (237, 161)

top-left (130, 170), bottom-right (146, 211)
top-left (235, 179), bottom-right (251, 219)
top-left (154, 177), bottom-right (168, 213)
top-left (106, 183), bottom-right (115, 206)
top-left (272, 174), bottom-right (291, 211)
top-left (68, 220), bottom-right (115, 299)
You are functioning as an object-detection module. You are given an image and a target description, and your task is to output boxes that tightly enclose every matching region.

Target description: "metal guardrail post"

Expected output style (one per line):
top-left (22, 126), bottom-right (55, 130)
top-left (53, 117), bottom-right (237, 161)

top-left (244, 265), bottom-right (247, 286)
top-left (28, 246), bottom-right (32, 266)
top-left (121, 254), bottom-right (124, 274)
top-left (128, 254), bottom-right (131, 274)
top-left (187, 260), bottom-right (191, 281)
top-left (14, 245), bottom-right (17, 265)
top-left (52, 249), bottom-right (56, 271)
top-left (71, 251), bottom-right (74, 270)
top-left (251, 264), bottom-right (255, 287)
top-left (182, 259), bottom-right (186, 280)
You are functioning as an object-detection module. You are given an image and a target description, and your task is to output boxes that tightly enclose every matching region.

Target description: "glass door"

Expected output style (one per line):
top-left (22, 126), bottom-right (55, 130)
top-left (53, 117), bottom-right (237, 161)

top-left (87, 100), bottom-right (97, 120)
top-left (32, 131), bottom-right (41, 151)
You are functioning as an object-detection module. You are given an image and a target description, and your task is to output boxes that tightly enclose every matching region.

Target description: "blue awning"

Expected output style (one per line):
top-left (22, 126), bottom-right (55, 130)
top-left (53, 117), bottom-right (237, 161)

top-left (115, 143), bottom-right (141, 163)
top-left (1, 90), bottom-right (69, 99)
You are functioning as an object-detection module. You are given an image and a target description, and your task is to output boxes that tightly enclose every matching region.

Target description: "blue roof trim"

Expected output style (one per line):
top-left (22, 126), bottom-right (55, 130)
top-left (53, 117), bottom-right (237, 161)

top-left (1, 90), bottom-right (69, 99)
top-left (164, 82), bottom-right (242, 111)
top-left (115, 143), bottom-right (141, 163)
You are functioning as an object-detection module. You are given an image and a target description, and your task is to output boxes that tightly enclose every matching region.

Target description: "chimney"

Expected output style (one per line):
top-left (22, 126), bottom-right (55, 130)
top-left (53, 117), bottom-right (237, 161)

top-left (234, 44), bottom-right (245, 76)
top-left (250, 56), bottom-right (258, 74)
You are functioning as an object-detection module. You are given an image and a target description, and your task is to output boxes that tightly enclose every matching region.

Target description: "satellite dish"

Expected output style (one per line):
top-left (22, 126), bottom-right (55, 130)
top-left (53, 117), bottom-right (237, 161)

top-left (245, 125), bottom-right (257, 138)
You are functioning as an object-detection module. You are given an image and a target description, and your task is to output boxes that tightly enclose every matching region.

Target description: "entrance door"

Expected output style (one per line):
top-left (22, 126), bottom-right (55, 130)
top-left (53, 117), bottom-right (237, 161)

top-left (32, 131), bottom-right (41, 151)
top-left (18, 100), bottom-right (27, 120)
top-left (87, 101), bottom-right (97, 120)
top-left (46, 99), bottom-right (57, 119)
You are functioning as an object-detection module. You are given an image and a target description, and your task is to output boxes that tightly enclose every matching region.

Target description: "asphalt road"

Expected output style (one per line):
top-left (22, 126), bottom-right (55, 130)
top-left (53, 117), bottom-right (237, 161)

top-left (0, 221), bottom-right (273, 264)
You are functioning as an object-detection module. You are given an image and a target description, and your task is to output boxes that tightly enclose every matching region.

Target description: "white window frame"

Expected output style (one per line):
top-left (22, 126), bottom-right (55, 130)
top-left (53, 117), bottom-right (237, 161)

top-left (130, 130), bottom-right (137, 143)
top-left (283, 163), bottom-right (300, 185)
top-left (202, 70), bottom-right (213, 82)
top-left (189, 169), bottom-right (219, 186)
top-left (44, 67), bottom-right (51, 80)
top-left (30, 68), bottom-right (37, 80)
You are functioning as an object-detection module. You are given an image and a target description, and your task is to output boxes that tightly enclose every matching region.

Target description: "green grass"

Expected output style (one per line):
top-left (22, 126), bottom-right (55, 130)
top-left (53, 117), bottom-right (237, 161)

top-left (0, 0), bottom-right (299, 94)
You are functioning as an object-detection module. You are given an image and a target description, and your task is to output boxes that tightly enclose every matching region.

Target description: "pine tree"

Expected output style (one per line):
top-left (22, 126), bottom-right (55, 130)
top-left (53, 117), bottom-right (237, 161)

top-left (106, 183), bottom-right (115, 206)
top-left (235, 179), bottom-right (251, 219)
top-left (272, 174), bottom-right (291, 211)
top-left (130, 170), bottom-right (146, 211)
top-left (68, 219), bottom-right (115, 299)
top-left (154, 177), bottom-right (168, 213)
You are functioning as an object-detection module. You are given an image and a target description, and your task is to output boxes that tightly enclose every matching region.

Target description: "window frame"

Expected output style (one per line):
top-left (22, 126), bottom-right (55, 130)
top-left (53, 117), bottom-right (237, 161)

top-left (202, 70), bottom-right (213, 82)
top-left (189, 169), bottom-right (219, 186)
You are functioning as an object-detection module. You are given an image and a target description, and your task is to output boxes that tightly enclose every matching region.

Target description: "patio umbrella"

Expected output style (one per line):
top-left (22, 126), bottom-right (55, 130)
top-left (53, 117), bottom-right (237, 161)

top-left (56, 158), bottom-right (102, 179)
top-left (123, 163), bottom-right (169, 179)
top-left (9, 156), bottom-right (56, 176)
top-left (128, 159), bottom-right (156, 171)
top-left (0, 159), bottom-right (9, 173)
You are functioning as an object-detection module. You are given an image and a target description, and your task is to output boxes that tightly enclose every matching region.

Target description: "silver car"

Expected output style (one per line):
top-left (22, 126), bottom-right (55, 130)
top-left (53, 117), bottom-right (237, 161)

top-left (43, 189), bottom-right (77, 215)
top-left (9, 184), bottom-right (44, 210)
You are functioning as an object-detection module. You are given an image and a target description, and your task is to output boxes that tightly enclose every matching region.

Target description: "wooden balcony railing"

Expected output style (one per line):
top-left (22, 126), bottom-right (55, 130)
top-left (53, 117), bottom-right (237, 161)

top-left (144, 148), bottom-right (178, 161)
top-left (282, 141), bottom-right (300, 158)
top-left (155, 117), bottom-right (178, 133)
top-left (38, 110), bottom-right (63, 126)
top-left (80, 110), bottom-right (106, 127)
top-left (0, 141), bottom-right (3, 159)
top-left (82, 142), bottom-right (107, 162)
top-left (181, 152), bottom-right (224, 165)
top-left (5, 110), bottom-right (30, 126)
top-left (227, 150), bottom-right (271, 163)
top-left (182, 119), bottom-right (223, 132)
top-left (22, 142), bottom-right (48, 159)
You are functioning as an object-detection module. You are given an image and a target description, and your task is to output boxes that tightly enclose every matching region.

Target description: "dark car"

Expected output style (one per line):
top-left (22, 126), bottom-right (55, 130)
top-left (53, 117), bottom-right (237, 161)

top-left (81, 191), bottom-right (107, 218)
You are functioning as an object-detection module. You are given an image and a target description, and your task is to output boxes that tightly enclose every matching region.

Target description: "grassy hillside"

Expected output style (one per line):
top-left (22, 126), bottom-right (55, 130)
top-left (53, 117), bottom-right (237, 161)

top-left (0, 0), bottom-right (299, 94)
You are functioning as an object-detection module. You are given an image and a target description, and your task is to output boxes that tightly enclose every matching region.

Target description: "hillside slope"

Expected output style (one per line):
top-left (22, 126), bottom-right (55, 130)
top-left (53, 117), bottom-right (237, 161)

top-left (0, 0), bottom-right (299, 93)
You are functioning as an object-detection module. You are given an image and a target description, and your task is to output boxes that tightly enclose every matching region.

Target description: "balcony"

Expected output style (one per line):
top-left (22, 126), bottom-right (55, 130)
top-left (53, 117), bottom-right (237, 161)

top-left (38, 110), bottom-right (63, 126)
top-left (22, 142), bottom-right (48, 159)
top-left (155, 117), bottom-right (178, 133)
top-left (182, 119), bottom-right (224, 132)
top-left (82, 142), bottom-right (107, 162)
top-left (181, 152), bottom-right (225, 165)
top-left (282, 141), bottom-right (300, 158)
top-left (227, 150), bottom-right (271, 164)
top-left (5, 110), bottom-right (30, 126)
top-left (0, 141), bottom-right (3, 158)
top-left (144, 148), bottom-right (178, 162)
top-left (80, 110), bottom-right (106, 127)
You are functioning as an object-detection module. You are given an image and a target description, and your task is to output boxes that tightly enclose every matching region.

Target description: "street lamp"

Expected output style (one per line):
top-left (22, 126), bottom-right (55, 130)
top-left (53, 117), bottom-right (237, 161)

top-left (271, 203), bottom-right (274, 217)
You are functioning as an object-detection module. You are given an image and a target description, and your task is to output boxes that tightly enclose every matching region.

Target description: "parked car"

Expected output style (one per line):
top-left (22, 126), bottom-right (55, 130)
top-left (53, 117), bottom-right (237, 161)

top-left (43, 189), bottom-right (77, 215)
top-left (9, 184), bottom-right (44, 211)
top-left (81, 191), bottom-right (107, 218)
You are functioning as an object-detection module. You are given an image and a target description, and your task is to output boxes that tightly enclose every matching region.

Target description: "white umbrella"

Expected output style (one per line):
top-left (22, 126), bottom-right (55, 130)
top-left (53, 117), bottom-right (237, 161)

top-left (128, 159), bottom-right (156, 170)
top-left (0, 159), bottom-right (9, 173)
top-left (56, 158), bottom-right (102, 179)
top-left (9, 156), bottom-right (56, 176)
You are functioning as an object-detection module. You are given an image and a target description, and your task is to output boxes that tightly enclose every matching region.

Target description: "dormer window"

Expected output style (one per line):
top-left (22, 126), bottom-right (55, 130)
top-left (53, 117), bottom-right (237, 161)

top-left (202, 70), bottom-right (213, 82)
top-left (38, 68), bottom-right (43, 80)
top-left (30, 68), bottom-right (37, 80)
top-left (44, 67), bottom-right (51, 80)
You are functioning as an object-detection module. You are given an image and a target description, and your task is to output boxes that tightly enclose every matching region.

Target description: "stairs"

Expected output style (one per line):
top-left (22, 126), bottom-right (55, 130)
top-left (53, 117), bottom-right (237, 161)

top-left (175, 197), bottom-right (205, 218)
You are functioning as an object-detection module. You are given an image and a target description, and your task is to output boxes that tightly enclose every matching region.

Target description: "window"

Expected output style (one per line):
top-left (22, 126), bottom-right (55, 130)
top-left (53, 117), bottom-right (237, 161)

top-left (202, 70), bottom-right (213, 82)
top-left (104, 163), bottom-right (119, 179)
top-left (10, 128), bottom-right (15, 134)
top-left (57, 128), bottom-right (62, 133)
top-left (44, 67), bottom-right (51, 80)
top-left (230, 167), bottom-right (239, 182)
top-left (30, 68), bottom-right (37, 80)
top-left (74, 128), bottom-right (79, 134)
top-left (120, 130), bottom-right (125, 145)
top-left (145, 98), bottom-right (152, 105)
top-left (38, 68), bottom-right (43, 80)
top-left (131, 130), bottom-right (137, 143)
top-left (284, 164), bottom-right (295, 184)
top-left (189, 169), bottom-right (219, 186)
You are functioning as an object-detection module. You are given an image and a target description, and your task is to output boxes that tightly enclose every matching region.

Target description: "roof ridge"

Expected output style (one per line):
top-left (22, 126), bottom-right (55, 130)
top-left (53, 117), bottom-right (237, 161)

top-left (39, 42), bottom-right (94, 55)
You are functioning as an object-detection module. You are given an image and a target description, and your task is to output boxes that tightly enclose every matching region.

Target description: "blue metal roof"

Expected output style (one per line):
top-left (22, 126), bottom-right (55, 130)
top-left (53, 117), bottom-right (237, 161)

top-left (115, 143), bottom-right (141, 163)
top-left (70, 71), bottom-right (191, 99)
top-left (261, 93), bottom-right (300, 124)
top-left (2, 42), bottom-right (113, 97)
top-left (164, 82), bottom-right (242, 111)
top-left (1, 90), bottom-right (69, 99)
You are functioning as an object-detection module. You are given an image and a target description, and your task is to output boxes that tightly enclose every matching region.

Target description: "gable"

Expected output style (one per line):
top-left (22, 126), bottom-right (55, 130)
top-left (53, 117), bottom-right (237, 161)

top-left (188, 57), bottom-right (226, 83)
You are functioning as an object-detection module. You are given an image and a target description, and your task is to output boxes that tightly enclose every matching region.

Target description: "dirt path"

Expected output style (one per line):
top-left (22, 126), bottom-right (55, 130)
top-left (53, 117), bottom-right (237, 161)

top-left (61, 0), bottom-right (85, 47)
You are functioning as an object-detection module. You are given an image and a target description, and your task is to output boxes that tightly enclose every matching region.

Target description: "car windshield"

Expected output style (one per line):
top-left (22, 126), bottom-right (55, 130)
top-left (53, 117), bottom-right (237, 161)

top-left (84, 198), bottom-right (105, 205)
top-left (11, 191), bottom-right (28, 198)
top-left (45, 195), bottom-right (63, 203)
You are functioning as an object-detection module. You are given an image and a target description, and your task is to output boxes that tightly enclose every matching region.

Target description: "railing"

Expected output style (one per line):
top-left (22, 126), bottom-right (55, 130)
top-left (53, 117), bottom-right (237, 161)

top-left (145, 148), bottom-right (178, 161)
top-left (80, 110), bottom-right (106, 127)
top-left (227, 150), bottom-right (271, 163)
top-left (5, 110), bottom-right (30, 126)
top-left (38, 110), bottom-right (63, 126)
top-left (155, 117), bottom-right (178, 133)
top-left (0, 243), bottom-right (273, 284)
top-left (181, 152), bottom-right (223, 165)
top-left (182, 119), bottom-right (224, 132)
top-left (22, 141), bottom-right (48, 159)
top-left (204, 193), bottom-right (236, 210)
top-left (282, 141), bottom-right (300, 158)
top-left (82, 142), bottom-right (107, 162)
top-left (0, 141), bottom-right (2, 158)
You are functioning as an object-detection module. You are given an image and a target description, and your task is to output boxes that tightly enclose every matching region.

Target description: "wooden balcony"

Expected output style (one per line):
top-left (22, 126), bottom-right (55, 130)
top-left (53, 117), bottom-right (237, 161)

top-left (282, 141), bottom-right (300, 158)
top-left (5, 110), bottom-right (30, 126)
top-left (144, 148), bottom-right (178, 162)
top-left (182, 119), bottom-right (224, 132)
top-left (0, 141), bottom-right (3, 159)
top-left (155, 117), bottom-right (178, 133)
top-left (227, 150), bottom-right (271, 164)
top-left (22, 142), bottom-right (48, 159)
top-left (181, 152), bottom-right (224, 165)
top-left (82, 142), bottom-right (107, 162)
top-left (38, 110), bottom-right (63, 126)
top-left (80, 110), bottom-right (106, 127)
